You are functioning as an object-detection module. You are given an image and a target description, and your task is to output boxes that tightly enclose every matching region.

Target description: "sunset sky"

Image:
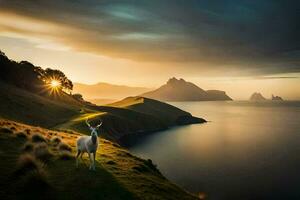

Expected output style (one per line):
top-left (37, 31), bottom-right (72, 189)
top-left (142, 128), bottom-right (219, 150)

top-left (0, 0), bottom-right (299, 100)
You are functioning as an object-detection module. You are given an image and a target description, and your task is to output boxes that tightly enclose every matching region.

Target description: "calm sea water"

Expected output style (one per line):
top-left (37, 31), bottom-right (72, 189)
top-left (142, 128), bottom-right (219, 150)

top-left (129, 101), bottom-right (300, 200)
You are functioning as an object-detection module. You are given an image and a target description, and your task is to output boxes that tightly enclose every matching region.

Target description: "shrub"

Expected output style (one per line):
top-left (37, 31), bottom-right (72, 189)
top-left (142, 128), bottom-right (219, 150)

top-left (106, 160), bottom-right (116, 165)
top-left (16, 169), bottom-right (51, 199)
top-left (21, 170), bottom-right (48, 190)
top-left (10, 126), bottom-right (17, 131)
top-left (58, 143), bottom-right (72, 152)
top-left (0, 127), bottom-right (13, 134)
top-left (62, 129), bottom-right (76, 134)
top-left (50, 136), bottom-right (61, 145)
top-left (24, 129), bottom-right (31, 135)
top-left (16, 131), bottom-right (28, 139)
top-left (112, 143), bottom-right (120, 148)
top-left (31, 133), bottom-right (46, 143)
top-left (22, 142), bottom-right (34, 152)
top-left (58, 151), bottom-right (73, 160)
top-left (145, 159), bottom-right (157, 169)
top-left (15, 154), bottom-right (44, 176)
top-left (72, 93), bottom-right (84, 101)
top-left (132, 165), bottom-right (149, 173)
top-left (144, 159), bottom-right (161, 174)
top-left (34, 143), bottom-right (53, 162)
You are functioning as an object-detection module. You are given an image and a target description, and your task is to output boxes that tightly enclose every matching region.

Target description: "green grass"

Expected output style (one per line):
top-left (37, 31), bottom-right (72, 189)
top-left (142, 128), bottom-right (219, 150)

top-left (53, 112), bottom-right (105, 134)
top-left (0, 119), bottom-right (198, 200)
top-left (110, 96), bottom-right (194, 124)
top-left (0, 82), bottom-right (80, 128)
top-left (53, 105), bottom-right (167, 141)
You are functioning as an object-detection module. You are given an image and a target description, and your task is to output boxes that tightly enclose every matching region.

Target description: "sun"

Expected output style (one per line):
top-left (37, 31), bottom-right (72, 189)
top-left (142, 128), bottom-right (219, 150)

top-left (50, 79), bottom-right (61, 88)
top-left (44, 78), bottom-right (62, 96)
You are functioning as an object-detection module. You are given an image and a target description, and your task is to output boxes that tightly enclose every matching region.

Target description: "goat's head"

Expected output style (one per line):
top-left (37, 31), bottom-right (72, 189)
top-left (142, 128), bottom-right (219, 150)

top-left (91, 121), bottom-right (102, 145)
top-left (86, 118), bottom-right (102, 137)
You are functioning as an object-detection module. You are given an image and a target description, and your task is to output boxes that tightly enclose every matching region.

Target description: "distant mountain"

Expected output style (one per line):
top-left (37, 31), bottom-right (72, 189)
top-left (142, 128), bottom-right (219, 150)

top-left (141, 77), bottom-right (232, 101)
top-left (73, 82), bottom-right (150, 100)
top-left (272, 94), bottom-right (283, 101)
top-left (250, 92), bottom-right (266, 101)
top-left (87, 98), bottom-right (117, 105)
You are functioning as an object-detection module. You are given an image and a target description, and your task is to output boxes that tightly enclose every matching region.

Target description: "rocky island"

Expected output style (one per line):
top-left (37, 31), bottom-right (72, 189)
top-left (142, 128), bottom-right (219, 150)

top-left (272, 94), bottom-right (283, 101)
top-left (250, 92), bottom-right (267, 101)
top-left (141, 77), bottom-right (232, 102)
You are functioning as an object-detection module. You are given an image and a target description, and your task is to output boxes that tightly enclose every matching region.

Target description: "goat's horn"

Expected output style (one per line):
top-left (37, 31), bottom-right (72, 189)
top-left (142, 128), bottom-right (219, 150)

top-left (96, 121), bottom-right (103, 128)
top-left (85, 118), bottom-right (91, 127)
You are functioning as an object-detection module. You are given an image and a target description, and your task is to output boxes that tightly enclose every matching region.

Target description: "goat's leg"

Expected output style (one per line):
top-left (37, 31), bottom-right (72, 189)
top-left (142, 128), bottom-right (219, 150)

top-left (88, 152), bottom-right (93, 170)
top-left (76, 150), bottom-right (81, 168)
top-left (93, 152), bottom-right (96, 170)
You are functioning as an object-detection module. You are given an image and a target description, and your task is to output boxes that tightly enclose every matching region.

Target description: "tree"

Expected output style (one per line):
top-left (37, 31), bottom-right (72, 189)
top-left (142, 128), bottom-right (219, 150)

top-left (72, 93), bottom-right (83, 101)
top-left (0, 54), bottom-right (44, 92)
top-left (43, 68), bottom-right (73, 92)
top-left (0, 49), bottom-right (73, 95)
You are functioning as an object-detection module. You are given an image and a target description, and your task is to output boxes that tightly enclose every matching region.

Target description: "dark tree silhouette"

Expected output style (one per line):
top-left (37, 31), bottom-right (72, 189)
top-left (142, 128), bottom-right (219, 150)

top-left (0, 50), bottom-right (73, 94)
top-left (0, 52), bottom-right (44, 92)
top-left (72, 93), bottom-right (84, 101)
top-left (43, 68), bottom-right (73, 92)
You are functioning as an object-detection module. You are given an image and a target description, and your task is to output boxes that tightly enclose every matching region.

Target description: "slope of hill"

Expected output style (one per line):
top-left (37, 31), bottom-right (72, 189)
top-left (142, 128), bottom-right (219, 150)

top-left (109, 96), bottom-right (205, 125)
top-left (0, 82), bottom-right (81, 128)
top-left (0, 50), bottom-right (205, 199)
top-left (54, 97), bottom-right (205, 143)
top-left (142, 77), bottom-right (232, 101)
top-left (73, 82), bottom-right (150, 100)
top-left (0, 119), bottom-right (198, 200)
top-left (250, 92), bottom-right (266, 101)
top-left (0, 82), bottom-right (205, 144)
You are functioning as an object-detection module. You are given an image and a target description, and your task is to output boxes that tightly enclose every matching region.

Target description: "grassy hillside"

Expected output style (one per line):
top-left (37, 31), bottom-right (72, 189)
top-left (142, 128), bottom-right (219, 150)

top-left (109, 96), bottom-right (206, 125)
top-left (0, 51), bottom-right (205, 200)
top-left (54, 97), bottom-right (205, 142)
top-left (0, 119), bottom-right (198, 200)
top-left (54, 106), bottom-right (166, 142)
top-left (0, 82), bottom-right (162, 139)
top-left (0, 82), bottom-right (205, 143)
top-left (0, 82), bottom-right (81, 128)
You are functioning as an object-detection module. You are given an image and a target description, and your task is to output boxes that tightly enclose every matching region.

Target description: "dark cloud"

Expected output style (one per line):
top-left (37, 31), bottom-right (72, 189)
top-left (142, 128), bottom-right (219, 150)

top-left (0, 0), bottom-right (299, 74)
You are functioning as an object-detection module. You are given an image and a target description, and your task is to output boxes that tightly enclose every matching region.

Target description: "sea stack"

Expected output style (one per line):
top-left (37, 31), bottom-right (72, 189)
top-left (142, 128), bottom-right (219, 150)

top-left (272, 94), bottom-right (283, 101)
top-left (250, 92), bottom-right (266, 101)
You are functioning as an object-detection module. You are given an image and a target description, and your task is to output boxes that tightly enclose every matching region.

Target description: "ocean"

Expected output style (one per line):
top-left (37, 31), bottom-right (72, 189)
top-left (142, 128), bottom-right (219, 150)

top-left (129, 101), bottom-right (300, 199)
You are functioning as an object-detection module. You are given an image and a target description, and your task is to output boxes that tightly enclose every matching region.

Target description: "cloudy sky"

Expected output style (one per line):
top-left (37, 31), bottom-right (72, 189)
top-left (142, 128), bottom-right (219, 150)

top-left (0, 0), bottom-right (299, 99)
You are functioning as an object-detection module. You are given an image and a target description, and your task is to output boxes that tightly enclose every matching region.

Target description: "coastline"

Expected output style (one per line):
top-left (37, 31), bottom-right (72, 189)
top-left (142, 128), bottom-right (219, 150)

top-left (118, 115), bottom-right (206, 147)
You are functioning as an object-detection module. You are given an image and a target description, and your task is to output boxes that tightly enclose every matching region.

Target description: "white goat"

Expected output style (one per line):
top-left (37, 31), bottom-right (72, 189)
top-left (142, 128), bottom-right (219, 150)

top-left (76, 119), bottom-right (102, 170)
